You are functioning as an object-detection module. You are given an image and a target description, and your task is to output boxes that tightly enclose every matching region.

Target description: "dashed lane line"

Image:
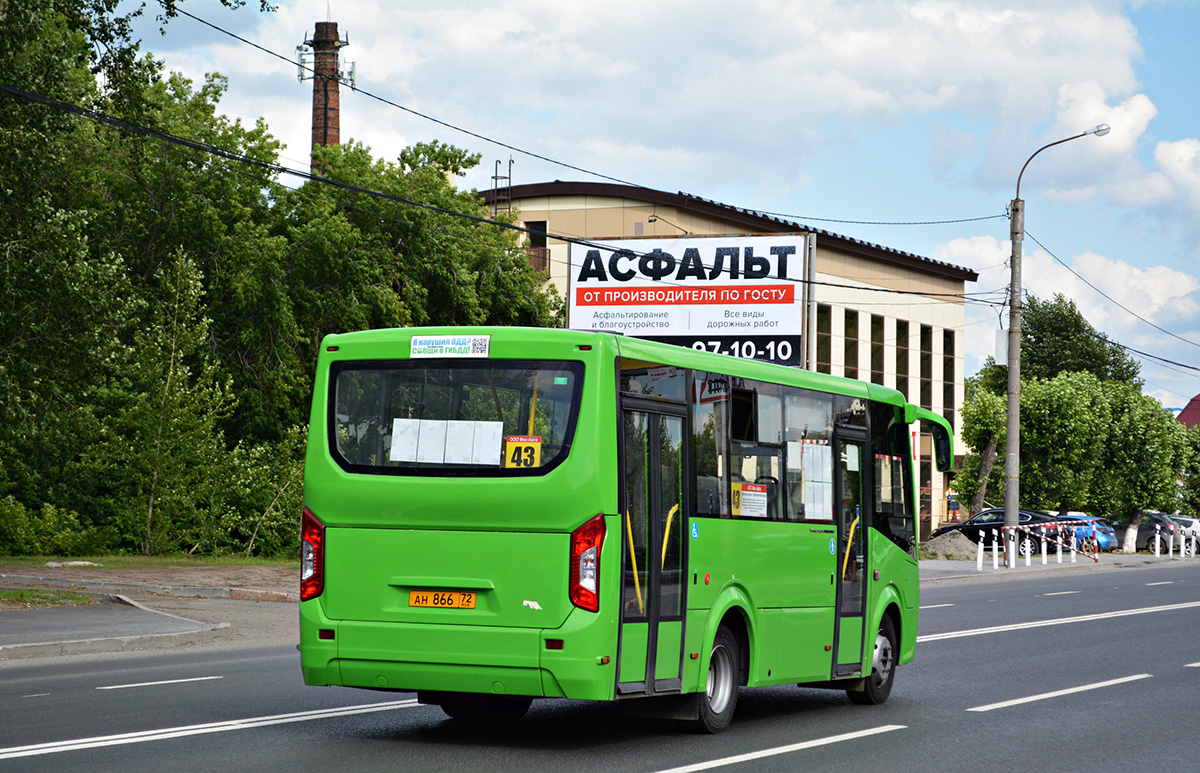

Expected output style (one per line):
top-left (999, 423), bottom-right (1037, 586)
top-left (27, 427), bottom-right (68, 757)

top-left (967, 674), bottom-right (1152, 712)
top-left (96, 676), bottom-right (223, 690)
top-left (0, 699), bottom-right (422, 760)
top-left (653, 725), bottom-right (906, 773)
top-left (916, 600), bottom-right (1200, 642)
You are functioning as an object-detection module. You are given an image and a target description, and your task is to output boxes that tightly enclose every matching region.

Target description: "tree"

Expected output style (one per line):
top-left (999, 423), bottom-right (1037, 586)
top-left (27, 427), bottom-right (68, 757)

top-left (1021, 295), bottom-right (1141, 386)
top-left (1018, 372), bottom-right (1109, 515)
top-left (955, 377), bottom-right (1006, 516)
top-left (1093, 383), bottom-right (1186, 552)
top-left (974, 294), bottom-right (1142, 397)
top-left (1180, 425), bottom-right (1200, 519)
top-left (77, 251), bottom-right (234, 553)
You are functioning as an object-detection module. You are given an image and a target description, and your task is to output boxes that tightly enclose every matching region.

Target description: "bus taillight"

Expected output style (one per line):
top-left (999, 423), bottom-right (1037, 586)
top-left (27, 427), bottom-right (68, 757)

top-left (569, 514), bottom-right (605, 612)
top-left (301, 507), bottom-right (325, 602)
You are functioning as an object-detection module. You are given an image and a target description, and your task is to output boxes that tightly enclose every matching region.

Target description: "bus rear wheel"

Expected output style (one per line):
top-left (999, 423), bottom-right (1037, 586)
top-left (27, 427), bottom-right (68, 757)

top-left (696, 625), bottom-right (739, 733)
top-left (847, 614), bottom-right (897, 706)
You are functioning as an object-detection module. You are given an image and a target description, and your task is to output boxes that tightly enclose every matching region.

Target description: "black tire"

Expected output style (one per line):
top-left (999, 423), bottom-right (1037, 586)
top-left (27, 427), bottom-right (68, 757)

top-left (440, 695), bottom-right (531, 723)
top-left (696, 625), bottom-right (739, 733)
top-left (1017, 532), bottom-right (1038, 558)
top-left (847, 614), bottom-right (897, 705)
top-left (1152, 534), bottom-right (1170, 555)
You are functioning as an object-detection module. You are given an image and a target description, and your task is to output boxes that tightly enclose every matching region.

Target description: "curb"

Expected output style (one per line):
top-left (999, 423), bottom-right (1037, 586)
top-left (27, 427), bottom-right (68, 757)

top-left (0, 593), bottom-right (232, 661)
top-left (0, 574), bottom-right (297, 603)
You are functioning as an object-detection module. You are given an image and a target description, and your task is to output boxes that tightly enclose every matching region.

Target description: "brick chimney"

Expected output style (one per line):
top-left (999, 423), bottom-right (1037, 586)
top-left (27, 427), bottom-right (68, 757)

top-left (309, 21), bottom-right (342, 171)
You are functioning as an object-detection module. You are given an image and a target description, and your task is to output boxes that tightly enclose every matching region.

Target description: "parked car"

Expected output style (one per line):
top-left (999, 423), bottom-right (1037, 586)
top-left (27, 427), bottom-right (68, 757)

top-left (1053, 512), bottom-right (1118, 552)
top-left (1170, 514), bottom-right (1199, 555)
top-left (930, 508), bottom-right (1065, 557)
top-left (1110, 511), bottom-right (1180, 553)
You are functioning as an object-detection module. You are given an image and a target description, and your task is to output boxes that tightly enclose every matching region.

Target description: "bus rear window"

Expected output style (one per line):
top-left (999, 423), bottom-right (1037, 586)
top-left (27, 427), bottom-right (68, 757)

top-left (329, 360), bottom-right (582, 476)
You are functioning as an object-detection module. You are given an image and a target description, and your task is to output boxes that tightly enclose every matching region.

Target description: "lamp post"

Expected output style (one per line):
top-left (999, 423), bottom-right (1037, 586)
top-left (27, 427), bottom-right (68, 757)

top-left (1004, 123), bottom-right (1110, 567)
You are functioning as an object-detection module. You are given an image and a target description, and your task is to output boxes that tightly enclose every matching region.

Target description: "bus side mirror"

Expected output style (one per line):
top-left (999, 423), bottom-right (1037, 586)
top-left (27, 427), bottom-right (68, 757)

top-left (904, 404), bottom-right (917, 424)
top-left (928, 423), bottom-right (952, 472)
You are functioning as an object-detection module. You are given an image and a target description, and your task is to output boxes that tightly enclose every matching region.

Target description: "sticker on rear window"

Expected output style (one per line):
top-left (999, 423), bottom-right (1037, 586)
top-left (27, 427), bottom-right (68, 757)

top-left (410, 335), bottom-right (490, 358)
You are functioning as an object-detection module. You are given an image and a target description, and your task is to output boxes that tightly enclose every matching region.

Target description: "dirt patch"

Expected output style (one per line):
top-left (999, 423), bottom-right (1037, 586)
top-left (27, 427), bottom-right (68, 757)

top-left (922, 530), bottom-right (980, 560)
top-left (0, 563), bottom-right (298, 599)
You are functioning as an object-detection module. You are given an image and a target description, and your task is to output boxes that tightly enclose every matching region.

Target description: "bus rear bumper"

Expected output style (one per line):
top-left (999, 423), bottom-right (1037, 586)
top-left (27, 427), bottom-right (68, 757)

top-left (300, 601), bottom-right (616, 701)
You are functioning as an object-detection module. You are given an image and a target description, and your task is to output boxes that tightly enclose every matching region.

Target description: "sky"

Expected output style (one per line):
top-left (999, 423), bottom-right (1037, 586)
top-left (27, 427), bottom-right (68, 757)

top-left (125, 0), bottom-right (1200, 407)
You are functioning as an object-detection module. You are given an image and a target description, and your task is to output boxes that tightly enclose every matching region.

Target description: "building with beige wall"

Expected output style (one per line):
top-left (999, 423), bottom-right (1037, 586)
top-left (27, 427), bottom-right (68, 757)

top-left (483, 181), bottom-right (977, 529)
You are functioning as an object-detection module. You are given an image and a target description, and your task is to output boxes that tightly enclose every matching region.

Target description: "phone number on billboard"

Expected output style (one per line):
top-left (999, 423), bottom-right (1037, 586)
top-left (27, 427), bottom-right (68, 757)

top-left (644, 335), bottom-right (803, 366)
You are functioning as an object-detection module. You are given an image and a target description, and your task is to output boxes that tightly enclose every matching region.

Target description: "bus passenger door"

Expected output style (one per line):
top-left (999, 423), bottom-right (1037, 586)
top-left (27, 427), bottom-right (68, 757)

top-left (833, 431), bottom-right (868, 676)
top-left (617, 407), bottom-right (686, 696)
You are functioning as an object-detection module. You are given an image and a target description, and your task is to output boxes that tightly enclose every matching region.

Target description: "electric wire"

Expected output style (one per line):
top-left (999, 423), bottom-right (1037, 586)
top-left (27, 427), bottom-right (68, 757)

top-left (171, 5), bottom-right (1012, 232)
top-left (1026, 230), bottom-right (1200, 351)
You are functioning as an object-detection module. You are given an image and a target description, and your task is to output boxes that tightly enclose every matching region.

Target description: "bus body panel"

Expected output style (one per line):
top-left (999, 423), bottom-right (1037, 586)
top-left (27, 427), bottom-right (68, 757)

top-left (686, 517), bottom-right (837, 685)
top-left (867, 529), bottom-right (919, 665)
top-left (322, 527), bottom-right (571, 627)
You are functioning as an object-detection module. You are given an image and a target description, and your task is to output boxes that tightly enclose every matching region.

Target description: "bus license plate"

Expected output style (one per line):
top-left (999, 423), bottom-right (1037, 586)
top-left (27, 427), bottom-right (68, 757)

top-left (409, 590), bottom-right (476, 609)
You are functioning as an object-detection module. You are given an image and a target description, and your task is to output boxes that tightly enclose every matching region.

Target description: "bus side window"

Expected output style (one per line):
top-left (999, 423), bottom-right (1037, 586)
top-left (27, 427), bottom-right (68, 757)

top-left (869, 402), bottom-right (916, 556)
top-left (693, 372), bottom-right (729, 518)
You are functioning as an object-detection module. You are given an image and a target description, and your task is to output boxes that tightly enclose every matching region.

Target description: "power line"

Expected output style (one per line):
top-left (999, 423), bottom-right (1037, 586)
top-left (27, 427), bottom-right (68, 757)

top-left (0, 79), bottom-right (1003, 310)
top-left (170, 5), bottom-right (1010, 234)
top-left (748, 210), bottom-right (1008, 227)
top-left (1026, 230), bottom-right (1200, 351)
top-left (170, 5), bottom-right (647, 190)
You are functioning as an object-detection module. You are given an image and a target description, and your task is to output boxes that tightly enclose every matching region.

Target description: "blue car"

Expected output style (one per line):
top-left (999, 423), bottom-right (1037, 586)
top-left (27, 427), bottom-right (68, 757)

top-left (1055, 512), bottom-right (1117, 552)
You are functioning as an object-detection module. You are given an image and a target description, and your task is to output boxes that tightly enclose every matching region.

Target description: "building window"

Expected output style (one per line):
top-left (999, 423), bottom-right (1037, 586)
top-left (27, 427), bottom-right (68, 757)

top-left (943, 329), bottom-right (956, 430)
top-left (870, 314), bottom-right (885, 385)
top-left (526, 220), bottom-right (549, 272)
top-left (816, 304), bottom-right (831, 375)
top-left (844, 309), bottom-right (859, 380)
top-left (895, 319), bottom-right (909, 400)
top-left (920, 324), bottom-right (933, 410)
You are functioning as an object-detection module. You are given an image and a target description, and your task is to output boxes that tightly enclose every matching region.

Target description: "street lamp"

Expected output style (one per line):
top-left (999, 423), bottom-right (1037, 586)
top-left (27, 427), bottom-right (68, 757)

top-left (1004, 123), bottom-right (1110, 567)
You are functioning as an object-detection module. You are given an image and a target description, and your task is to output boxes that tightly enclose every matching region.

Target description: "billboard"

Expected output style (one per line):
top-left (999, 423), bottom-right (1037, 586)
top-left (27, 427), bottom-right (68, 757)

top-left (568, 234), bottom-right (810, 366)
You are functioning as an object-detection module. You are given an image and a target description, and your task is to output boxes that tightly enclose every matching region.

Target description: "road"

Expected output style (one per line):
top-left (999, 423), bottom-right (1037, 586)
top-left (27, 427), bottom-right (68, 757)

top-left (2, 563), bottom-right (1198, 772)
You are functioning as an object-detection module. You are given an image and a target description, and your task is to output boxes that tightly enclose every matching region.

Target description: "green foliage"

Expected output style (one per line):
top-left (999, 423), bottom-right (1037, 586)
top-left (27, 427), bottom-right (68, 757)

top-left (1019, 372), bottom-right (1109, 513)
top-left (1022, 295), bottom-right (1141, 386)
top-left (1092, 383), bottom-right (1186, 521)
top-left (0, 3), bottom-right (564, 556)
top-left (1179, 426), bottom-right (1200, 519)
top-left (960, 295), bottom-right (1181, 519)
top-left (954, 379), bottom-right (1005, 512)
top-left (971, 294), bottom-right (1142, 398)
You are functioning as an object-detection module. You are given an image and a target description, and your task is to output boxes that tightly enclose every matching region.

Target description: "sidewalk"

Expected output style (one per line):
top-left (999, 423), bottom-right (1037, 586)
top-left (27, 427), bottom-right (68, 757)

top-left (0, 564), bottom-right (297, 661)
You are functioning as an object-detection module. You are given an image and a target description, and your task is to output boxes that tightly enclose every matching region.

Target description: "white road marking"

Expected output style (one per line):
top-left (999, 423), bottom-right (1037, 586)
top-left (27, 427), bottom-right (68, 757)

top-left (1146, 581), bottom-right (1175, 586)
top-left (22, 694), bottom-right (50, 699)
top-left (0, 699), bottom-right (421, 760)
top-left (653, 725), bottom-right (906, 773)
top-left (917, 600), bottom-right (1200, 642)
top-left (919, 603), bottom-right (955, 609)
top-left (967, 674), bottom-right (1152, 712)
top-left (1186, 662), bottom-right (1200, 668)
top-left (96, 676), bottom-right (223, 691)
top-left (1042, 591), bottom-right (1080, 596)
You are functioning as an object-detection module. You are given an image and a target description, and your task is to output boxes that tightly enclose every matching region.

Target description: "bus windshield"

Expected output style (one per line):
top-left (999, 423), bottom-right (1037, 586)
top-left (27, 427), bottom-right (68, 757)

top-left (329, 360), bottom-right (582, 475)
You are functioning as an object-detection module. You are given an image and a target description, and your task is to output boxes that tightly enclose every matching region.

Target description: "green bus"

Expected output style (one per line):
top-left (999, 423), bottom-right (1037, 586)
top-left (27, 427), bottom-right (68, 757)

top-left (299, 326), bottom-right (952, 732)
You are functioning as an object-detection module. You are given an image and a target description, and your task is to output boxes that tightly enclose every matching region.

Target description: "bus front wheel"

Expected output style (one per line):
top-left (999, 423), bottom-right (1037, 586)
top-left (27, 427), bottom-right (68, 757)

top-left (847, 614), bottom-right (896, 706)
top-left (696, 625), bottom-right (739, 733)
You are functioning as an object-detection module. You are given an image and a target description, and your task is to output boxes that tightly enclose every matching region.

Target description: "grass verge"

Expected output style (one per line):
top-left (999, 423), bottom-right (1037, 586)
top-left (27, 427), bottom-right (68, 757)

top-left (0, 588), bottom-right (96, 609)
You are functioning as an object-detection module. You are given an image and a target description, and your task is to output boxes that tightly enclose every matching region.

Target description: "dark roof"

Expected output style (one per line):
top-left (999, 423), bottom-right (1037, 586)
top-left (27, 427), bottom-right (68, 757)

top-left (481, 180), bottom-right (979, 282)
top-left (1178, 394), bottom-right (1200, 429)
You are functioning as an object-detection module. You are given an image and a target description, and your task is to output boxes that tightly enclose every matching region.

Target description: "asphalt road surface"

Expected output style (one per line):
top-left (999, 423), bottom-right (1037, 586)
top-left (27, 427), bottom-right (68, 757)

top-left (2, 562), bottom-right (1197, 772)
